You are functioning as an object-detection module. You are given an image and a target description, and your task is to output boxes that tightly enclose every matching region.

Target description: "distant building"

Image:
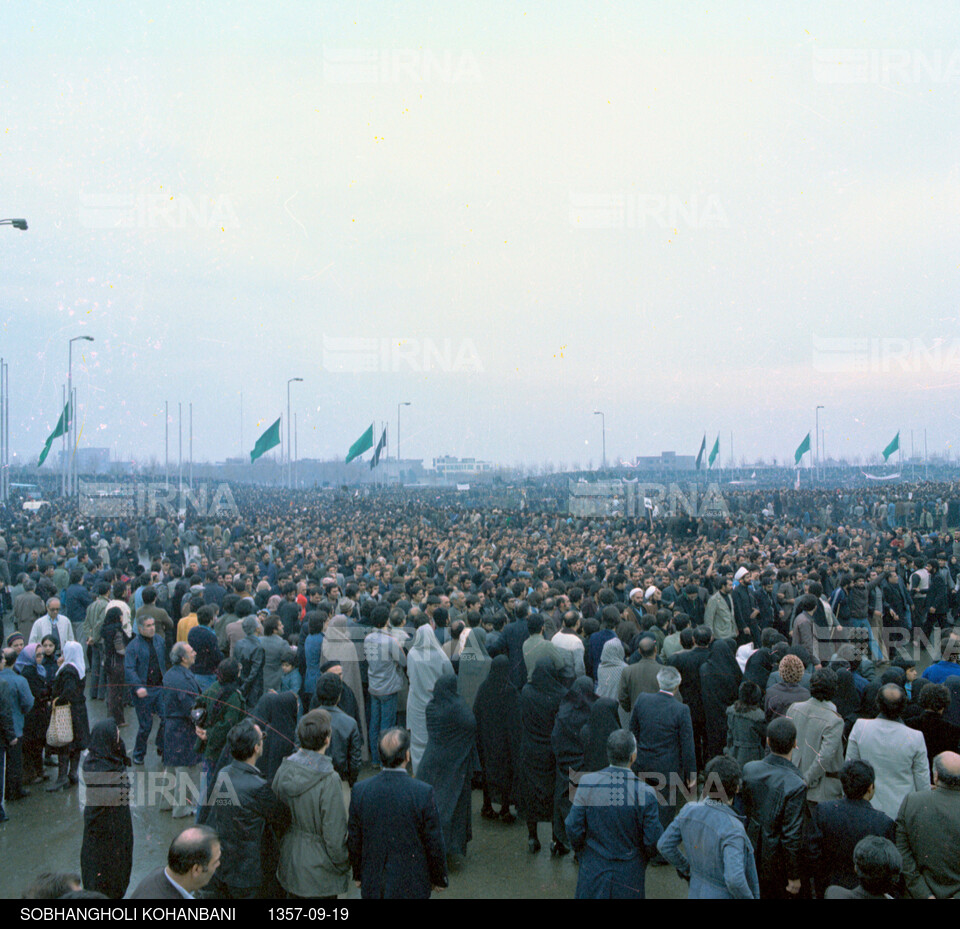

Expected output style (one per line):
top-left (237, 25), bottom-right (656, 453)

top-left (632, 451), bottom-right (697, 471)
top-left (431, 456), bottom-right (495, 477)
top-left (56, 447), bottom-right (112, 474)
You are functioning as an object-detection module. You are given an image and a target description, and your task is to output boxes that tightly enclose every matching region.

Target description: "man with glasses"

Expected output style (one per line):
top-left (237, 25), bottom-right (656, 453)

top-left (27, 598), bottom-right (76, 653)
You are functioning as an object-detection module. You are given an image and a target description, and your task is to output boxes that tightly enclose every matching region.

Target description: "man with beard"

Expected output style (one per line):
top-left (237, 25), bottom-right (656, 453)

top-left (732, 567), bottom-right (760, 645)
top-left (675, 584), bottom-right (704, 628)
top-left (705, 577), bottom-right (737, 642)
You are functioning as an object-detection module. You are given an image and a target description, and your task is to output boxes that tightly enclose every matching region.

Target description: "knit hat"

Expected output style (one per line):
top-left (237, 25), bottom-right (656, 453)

top-left (779, 654), bottom-right (805, 685)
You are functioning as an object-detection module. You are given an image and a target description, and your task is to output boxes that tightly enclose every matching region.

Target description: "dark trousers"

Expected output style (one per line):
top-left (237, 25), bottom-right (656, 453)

top-left (88, 644), bottom-right (106, 700)
top-left (3, 739), bottom-right (23, 799)
top-left (22, 736), bottom-right (44, 783)
top-left (922, 611), bottom-right (951, 641)
top-left (56, 744), bottom-right (81, 783)
top-left (132, 692), bottom-right (164, 762)
top-left (0, 745), bottom-right (6, 819)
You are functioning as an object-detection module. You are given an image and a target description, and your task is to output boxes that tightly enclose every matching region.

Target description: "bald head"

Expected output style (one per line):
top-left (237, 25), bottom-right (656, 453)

top-left (378, 727), bottom-right (411, 769)
top-left (934, 752), bottom-right (960, 790)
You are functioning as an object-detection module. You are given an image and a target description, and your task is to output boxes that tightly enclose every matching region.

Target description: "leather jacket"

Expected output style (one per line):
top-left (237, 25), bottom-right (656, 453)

top-left (741, 754), bottom-right (806, 883)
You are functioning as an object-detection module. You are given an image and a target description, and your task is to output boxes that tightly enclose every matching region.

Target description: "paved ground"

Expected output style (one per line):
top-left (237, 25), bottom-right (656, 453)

top-left (0, 694), bottom-right (687, 900)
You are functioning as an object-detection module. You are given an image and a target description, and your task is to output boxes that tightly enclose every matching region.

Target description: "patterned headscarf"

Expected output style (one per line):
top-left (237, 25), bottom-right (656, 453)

top-left (779, 654), bottom-right (805, 685)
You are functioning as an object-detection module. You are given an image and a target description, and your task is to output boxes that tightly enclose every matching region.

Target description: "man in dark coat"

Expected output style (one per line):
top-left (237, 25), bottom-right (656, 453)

top-left (124, 614), bottom-right (167, 765)
top-left (896, 750), bottom-right (960, 898)
top-left (161, 642), bottom-right (202, 817)
top-left (347, 727), bottom-right (448, 899)
top-left (629, 666), bottom-right (696, 830)
top-left (565, 729), bottom-right (663, 899)
top-left (233, 616), bottom-right (265, 708)
top-left (130, 826), bottom-right (222, 899)
top-left (668, 625), bottom-right (713, 769)
top-left (208, 720), bottom-right (290, 899)
top-left (742, 717), bottom-right (806, 899)
top-left (806, 759), bottom-right (895, 897)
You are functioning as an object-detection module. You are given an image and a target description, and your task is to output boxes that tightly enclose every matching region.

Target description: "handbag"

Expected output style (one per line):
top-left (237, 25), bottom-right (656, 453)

top-left (46, 697), bottom-right (74, 748)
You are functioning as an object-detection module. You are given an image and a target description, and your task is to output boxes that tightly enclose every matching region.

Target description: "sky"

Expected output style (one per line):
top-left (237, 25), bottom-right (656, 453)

top-left (1, 1), bottom-right (959, 471)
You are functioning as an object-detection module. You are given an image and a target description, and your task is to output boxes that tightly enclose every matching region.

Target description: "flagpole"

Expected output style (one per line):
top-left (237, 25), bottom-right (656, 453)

top-left (189, 402), bottom-right (193, 490)
top-left (178, 402), bottom-right (182, 500)
top-left (60, 385), bottom-right (67, 497)
top-left (165, 400), bottom-right (169, 489)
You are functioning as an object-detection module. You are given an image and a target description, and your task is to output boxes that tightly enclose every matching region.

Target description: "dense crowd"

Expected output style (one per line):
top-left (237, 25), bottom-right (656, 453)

top-left (3, 480), bottom-right (960, 900)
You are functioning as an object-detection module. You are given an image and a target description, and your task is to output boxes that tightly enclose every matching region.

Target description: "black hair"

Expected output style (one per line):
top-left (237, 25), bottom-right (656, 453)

top-left (840, 759), bottom-right (874, 801)
top-left (766, 717), bottom-right (796, 755)
top-left (227, 720), bottom-right (261, 761)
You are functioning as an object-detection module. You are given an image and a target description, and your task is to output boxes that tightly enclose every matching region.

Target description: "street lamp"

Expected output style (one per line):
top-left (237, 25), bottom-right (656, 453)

top-left (287, 377), bottom-right (303, 489)
top-left (67, 335), bottom-right (94, 496)
top-left (398, 401), bottom-right (411, 461)
top-left (0, 219), bottom-right (27, 230)
top-left (816, 405), bottom-right (824, 481)
top-left (594, 411), bottom-right (605, 471)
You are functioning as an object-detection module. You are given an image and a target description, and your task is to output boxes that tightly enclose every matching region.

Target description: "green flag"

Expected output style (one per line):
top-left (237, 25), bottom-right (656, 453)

top-left (794, 432), bottom-right (811, 465)
top-left (370, 428), bottom-right (387, 470)
top-left (346, 423), bottom-right (374, 463)
top-left (250, 417), bottom-right (281, 463)
top-left (38, 400), bottom-right (70, 466)
top-left (882, 431), bottom-right (900, 462)
top-left (707, 435), bottom-right (720, 468)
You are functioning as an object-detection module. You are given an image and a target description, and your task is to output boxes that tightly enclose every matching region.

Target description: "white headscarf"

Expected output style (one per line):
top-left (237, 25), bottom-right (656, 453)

top-left (596, 638), bottom-right (626, 700)
top-left (59, 640), bottom-right (87, 678)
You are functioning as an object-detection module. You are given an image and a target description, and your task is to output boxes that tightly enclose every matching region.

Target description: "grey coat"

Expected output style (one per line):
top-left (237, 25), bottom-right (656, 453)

top-left (272, 750), bottom-right (350, 898)
top-left (846, 717), bottom-right (929, 819)
top-left (787, 698), bottom-right (844, 803)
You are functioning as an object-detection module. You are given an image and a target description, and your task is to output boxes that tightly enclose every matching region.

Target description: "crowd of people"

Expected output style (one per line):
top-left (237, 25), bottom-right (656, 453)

top-left (2, 480), bottom-right (960, 899)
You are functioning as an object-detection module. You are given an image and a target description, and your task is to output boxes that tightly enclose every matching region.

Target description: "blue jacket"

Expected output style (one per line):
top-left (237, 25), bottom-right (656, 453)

top-left (124, 633), bottom-right (167, 694)
top-left (565, 766), bottom-right (663, 899)
top-left (62, 582), bottom-right (95, 626)
top-left (0, 668), bottom-right (34, 737)
top-left (658, 799), bottom-right (760, 899)
top-left (630, 692), bottom-right (697, 782)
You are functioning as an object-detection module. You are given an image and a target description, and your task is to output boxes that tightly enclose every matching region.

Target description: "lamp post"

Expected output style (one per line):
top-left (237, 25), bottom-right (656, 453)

top-left (397, 401), bottom-right (411, 462)
top-left (67, 335), bottom-right (94, 496)
top-left (287, 377), bottom-right (303, 489)
top-left (0, 358), bottom-right (6, 503)
top-left (594, 410), bottom-right (605, 471)
top-left (1, 222), bottom-right (27, 500)
top-left (816, 405), bottom-right (824, 482)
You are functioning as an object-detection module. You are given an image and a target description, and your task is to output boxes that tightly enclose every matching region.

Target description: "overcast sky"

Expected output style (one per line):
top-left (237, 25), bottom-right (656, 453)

top-left (2, 1), bottom-right (958, 470)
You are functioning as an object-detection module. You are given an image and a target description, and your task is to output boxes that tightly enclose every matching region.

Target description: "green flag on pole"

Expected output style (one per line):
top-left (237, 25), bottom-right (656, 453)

top-left (370, 428), bottom-right (387, 470)
top-left (707, 435), bottom-right (720, 468)
top-left (882, 431), bottom-right (900, 462)
top-left (346, 423), bottom-right (374, 463)
top-left (794, 432), bottom-right (811, 465)
top-left (250, 417), bottom-right (281, 463)
top-left (38, 400), bottom-right (70, 466)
